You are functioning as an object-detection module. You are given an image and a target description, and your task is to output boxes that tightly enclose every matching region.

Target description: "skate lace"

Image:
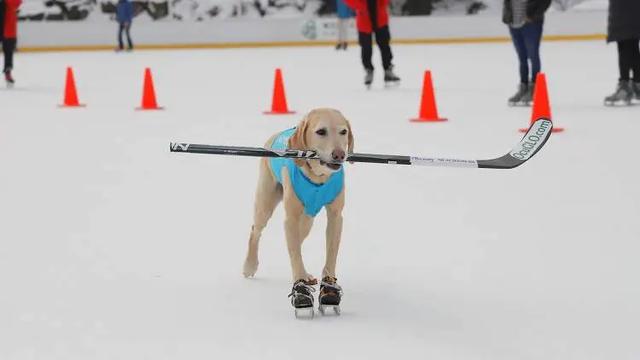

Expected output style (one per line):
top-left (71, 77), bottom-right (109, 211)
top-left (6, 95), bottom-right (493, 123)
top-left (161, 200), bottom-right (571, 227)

top-left (288, 282), bottom-right (316, 304)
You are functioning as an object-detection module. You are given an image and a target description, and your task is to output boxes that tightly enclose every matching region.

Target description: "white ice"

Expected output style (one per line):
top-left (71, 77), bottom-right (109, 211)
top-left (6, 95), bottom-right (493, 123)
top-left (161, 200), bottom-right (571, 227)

top-left (1, 41), bottom-right (639, 360)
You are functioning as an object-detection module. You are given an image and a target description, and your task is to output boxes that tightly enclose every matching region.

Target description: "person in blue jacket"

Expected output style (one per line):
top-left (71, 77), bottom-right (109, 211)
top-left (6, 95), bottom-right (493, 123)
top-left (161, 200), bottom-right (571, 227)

top-left (116, 0), bottom-right (134, 51)
top-left (335, 0), bottom-right (354, 50)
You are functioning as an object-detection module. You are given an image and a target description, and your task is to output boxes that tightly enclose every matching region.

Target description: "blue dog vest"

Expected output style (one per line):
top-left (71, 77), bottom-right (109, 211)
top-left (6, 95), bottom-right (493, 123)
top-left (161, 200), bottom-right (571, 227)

top-left (270, 128), bottom-right (344, 217)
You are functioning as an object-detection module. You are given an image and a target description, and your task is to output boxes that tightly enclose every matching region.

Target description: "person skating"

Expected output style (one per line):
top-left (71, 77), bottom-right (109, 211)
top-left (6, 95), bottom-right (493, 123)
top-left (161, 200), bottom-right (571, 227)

top-left (503, 0), bottom-right (551, 106)
top-left (344, 0), bottom-right (400, 88)
top-left (604, 0), bottom-right (640, 106)
top-left (115, 0), bottom-right (134, 51)
top-left (335, 0), bottom-right (354, 50)
top-left (0, 0), bottom-right (22, 87)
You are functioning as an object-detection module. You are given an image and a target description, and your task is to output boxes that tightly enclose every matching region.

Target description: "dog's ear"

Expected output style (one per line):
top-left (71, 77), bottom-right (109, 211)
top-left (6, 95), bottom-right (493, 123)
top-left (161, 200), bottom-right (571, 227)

top-left (346, 119), bottom-right (354, 154)
top-left (288, 115), bottom-right (310, 167)
top-left (288, 115), bottom-right (309, 150)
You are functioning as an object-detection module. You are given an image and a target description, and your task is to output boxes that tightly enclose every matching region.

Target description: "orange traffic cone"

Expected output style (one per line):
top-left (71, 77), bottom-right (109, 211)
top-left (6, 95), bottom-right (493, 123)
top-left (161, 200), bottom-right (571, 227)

top-left (60, 67), bottom-right (85, 107)
top-left (264, 68), bottom-right (295, 115)
top-left (137, 68), bottom-right (163, 110)
top-left (520, 72), bottom-right (563, 133)
top-left (410, 70), bottom-right (447, 122)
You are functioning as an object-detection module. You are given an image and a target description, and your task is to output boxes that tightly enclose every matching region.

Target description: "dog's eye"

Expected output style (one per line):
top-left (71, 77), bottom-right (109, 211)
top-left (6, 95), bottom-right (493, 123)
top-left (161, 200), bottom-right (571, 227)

top-left (316, 129), bottom-right (327, 136)
top-left (339, 129), bottom-right (348, 136)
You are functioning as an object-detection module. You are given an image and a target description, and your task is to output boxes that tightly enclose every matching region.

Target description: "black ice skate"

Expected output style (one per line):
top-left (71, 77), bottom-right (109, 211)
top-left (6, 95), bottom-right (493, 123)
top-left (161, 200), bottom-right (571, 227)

top-left (318, 276), bottom-right (342, 315)
top-left (364, 69), bottom-right (374, 89)
top-left (604, 80), bottom-right (633, 106)
top-left (288, 279), bottom-right (316, 318)
top-left (4, 70), bottom-right (15, 88)
top-left (632, 82), bottom-right (640, 101)
top-left (384, 66), bottom-right (401, 87)
top-left (508, 83), bottom-right (529, 106)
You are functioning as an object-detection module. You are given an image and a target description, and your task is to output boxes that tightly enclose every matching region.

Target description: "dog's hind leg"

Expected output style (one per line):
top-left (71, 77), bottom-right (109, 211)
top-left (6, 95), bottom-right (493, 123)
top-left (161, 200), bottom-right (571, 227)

top-left (243, 160), bottom-right (282, 278)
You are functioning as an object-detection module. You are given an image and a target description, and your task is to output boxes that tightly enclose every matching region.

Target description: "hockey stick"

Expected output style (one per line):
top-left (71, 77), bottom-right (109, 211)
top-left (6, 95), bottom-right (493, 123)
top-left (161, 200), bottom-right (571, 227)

top-left (169, 118), bottom-right (553, 169)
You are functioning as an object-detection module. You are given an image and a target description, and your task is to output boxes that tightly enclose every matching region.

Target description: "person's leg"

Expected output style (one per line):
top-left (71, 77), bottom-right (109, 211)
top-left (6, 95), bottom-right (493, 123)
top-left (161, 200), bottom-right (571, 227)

top-left (125, 23), bottom-right (133, 49)
top-left (118, 23), bottom-right (125, 50)
top-left (1, 39), bottom-right (6, 72)
top-left (509, 26), bottom-right (529, 84)
top-left (617, 39), bottom-right (633, 81)
top-left (522, 21), bottom-right (543, 83)
top-left (374, 26), bottom-right (393, 70)
top-left (337, 18), bottom-right (347, 45)
top-left (358, 32), bottom-right (374, 70)
top-left (2, 38), bottom-right (16, 73)
top-left (630, 38), bottom-right (640, 82)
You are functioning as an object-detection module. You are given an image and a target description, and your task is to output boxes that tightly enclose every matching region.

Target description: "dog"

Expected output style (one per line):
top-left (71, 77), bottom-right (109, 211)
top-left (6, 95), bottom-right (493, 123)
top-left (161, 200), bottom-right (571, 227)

top-left (242, 108), bottom-right (353, 311)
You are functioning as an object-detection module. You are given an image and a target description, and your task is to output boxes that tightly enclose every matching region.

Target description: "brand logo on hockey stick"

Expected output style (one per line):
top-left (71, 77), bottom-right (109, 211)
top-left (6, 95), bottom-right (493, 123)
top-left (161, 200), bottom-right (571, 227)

top-left (510, 119), bottom-right (552, 160)
top-left (271, 149), bottom-right (318, 158)
top-left (410, 157), bottom-right (478, 167)
top-left (170, 143), bottom-right (190, 151)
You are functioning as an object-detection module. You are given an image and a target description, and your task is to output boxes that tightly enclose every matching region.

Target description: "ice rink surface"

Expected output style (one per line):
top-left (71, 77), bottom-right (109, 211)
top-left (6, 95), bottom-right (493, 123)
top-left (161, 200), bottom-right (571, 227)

top-left (1, 41), bottom-right (639, 360)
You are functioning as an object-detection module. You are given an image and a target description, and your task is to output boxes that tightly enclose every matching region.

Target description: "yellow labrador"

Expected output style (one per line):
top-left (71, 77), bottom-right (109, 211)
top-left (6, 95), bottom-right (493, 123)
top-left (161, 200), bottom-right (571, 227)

top-left (242, 108), bottom-right (353, 313)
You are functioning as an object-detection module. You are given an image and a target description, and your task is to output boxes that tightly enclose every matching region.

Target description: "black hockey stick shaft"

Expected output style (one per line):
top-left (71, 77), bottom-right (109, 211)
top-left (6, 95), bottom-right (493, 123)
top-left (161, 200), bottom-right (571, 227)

top-left (170, 118), bottom-right (553, 169)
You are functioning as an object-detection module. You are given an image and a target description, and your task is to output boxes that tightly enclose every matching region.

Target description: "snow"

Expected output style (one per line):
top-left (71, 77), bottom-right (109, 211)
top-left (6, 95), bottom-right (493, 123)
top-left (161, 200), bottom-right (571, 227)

top-left (1, 41), bottom-right (639, 360)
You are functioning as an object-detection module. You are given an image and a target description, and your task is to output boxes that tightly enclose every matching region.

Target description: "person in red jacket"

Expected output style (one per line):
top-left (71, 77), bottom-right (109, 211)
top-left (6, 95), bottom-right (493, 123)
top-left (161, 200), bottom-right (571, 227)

top-left (0, 0), bottom-right (21, 86)
top-left (344, 0), bottom-right (400, 87)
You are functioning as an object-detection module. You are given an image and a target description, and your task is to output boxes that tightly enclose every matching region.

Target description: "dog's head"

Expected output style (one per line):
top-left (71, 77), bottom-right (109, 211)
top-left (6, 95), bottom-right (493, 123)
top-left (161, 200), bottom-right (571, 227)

top-left (288, 108), bottom-right (354, 178)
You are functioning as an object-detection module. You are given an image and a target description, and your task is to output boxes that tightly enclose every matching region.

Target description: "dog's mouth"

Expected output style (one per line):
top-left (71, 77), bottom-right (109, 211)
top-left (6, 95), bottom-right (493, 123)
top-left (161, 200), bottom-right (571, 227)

top-left (319, 160), bottom-right (342, 171)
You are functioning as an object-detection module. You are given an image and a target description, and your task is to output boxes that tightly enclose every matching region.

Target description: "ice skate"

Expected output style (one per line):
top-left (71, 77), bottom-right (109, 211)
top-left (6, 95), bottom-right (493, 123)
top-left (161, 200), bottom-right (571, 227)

top-left (520, 83), bottom-right (534, 106)
top-left (507, 83), bottom-right (528, 106)
top-left (632, 82), bottom-right (640, 101)
top-left (288, 279), bottom-right (316, 319)
top-left (318, 276), bottom-right (342, 316)
top-left (604, 80), bottom-right (633, 106)
top-left (364, 69), bottom-right (374, 89)
top-left (384, 66), bottom-right (400, 88)
top-left (4, 70), bottom-right (15, 88)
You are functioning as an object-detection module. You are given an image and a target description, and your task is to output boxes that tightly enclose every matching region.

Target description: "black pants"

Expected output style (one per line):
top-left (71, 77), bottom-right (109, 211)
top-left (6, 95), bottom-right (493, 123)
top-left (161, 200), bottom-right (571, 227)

top-left (359, 26), bottom-right (393, 71)
top-left (509, 21), bottom-right (543, 84)
top-left (617, 38), bottom-right (640, 82)
top-left (118, 23), bottom-right (133, 50)
top-left (1, 38), bottom-right (17, 73)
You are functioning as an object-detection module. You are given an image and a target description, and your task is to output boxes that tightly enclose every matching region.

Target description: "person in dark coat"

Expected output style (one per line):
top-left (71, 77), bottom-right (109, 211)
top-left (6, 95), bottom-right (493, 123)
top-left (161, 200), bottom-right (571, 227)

top-left (503, 0), bottom-right (551, 106)
top-left (0, 0), bottom-right (22, 86)
top-left (604, 0), bottom-right (640, 105)
top-left (344, 0), bottom-right (400, 87)
top-left (116, 0), bottom-right (134, 51)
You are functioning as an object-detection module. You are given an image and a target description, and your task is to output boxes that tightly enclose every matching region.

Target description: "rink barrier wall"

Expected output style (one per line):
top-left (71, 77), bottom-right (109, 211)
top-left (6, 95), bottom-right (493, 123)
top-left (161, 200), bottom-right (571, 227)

top-left (17, 11), bottom-right (607, 52)
top-left (18, 34), bottom-right (606, 53)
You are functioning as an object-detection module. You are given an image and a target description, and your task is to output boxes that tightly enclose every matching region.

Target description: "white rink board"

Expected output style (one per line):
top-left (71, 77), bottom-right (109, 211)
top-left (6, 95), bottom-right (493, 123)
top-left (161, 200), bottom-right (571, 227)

top-left (18, 9), bottom-right (607, 48)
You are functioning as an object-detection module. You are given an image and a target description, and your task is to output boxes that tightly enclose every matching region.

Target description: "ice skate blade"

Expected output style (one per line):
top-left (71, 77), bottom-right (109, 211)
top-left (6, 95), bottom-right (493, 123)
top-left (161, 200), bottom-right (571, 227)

top-left (318, 304), bottom-right (341, 316)
top-left (294, 307), bottom-right (314, 319)
top-left (384, 81), bottom-right (400, 89)
top-left (604, 100), bottom-right (632, 107)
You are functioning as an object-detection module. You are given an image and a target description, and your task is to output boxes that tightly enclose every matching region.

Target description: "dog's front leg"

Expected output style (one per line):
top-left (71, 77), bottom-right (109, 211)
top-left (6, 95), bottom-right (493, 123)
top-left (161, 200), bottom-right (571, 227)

top-left (282, 169), bottom-right (313, 282)
top-left (285, 214), bottom-right (314, 282)
top-left (322, 190), bottom-right (345, 279)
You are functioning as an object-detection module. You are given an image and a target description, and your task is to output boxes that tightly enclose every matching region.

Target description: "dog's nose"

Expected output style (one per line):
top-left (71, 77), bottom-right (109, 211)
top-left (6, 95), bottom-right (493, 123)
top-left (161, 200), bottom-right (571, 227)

top-left (331, 149), bottom-right (346, 162)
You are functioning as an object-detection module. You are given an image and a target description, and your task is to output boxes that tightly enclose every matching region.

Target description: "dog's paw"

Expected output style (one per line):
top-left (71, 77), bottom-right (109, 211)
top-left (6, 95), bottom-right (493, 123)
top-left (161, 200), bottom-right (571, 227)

top-left (243, 259), bottom-right (259, 278)
top-left (304, 273), bottom-right (318, 285)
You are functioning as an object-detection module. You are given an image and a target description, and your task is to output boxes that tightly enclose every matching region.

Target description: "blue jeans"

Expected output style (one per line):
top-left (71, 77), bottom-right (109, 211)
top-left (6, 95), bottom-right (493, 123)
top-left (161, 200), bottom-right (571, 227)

top-left (509, 21), bottom-right (543, 84)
